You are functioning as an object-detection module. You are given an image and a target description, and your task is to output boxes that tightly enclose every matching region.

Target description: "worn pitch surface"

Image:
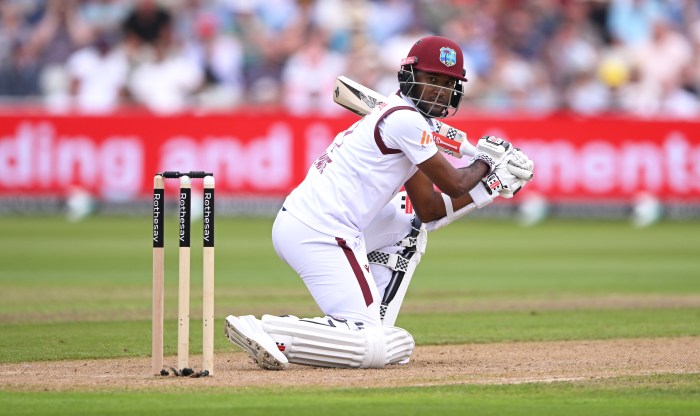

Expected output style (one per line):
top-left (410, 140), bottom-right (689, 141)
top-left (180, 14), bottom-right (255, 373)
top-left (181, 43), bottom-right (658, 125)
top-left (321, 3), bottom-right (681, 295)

top-left (2, 337), bottom-right (698, 391)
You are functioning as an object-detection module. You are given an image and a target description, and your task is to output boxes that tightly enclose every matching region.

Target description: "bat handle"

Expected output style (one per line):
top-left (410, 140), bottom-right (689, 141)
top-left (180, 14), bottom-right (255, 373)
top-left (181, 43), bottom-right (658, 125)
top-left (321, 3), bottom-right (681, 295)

top-left (434, 134), bottom-right (476, 158)
top-left (460, 141), bottom-right (476, 157)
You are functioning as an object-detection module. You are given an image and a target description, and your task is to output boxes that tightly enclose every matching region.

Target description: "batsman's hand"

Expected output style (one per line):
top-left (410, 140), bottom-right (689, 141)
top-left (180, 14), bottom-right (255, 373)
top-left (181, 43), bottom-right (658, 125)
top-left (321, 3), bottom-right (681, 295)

top-left (505, 149), bottom-right (534, 181)
top-left (473, 136), bottom-right (512, 173)
top-left (483, 164), bottom-right (527, 199)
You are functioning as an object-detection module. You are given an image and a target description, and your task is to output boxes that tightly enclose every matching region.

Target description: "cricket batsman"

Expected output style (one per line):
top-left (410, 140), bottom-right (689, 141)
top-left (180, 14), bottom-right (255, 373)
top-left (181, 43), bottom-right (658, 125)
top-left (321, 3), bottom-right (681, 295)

top-left (225, 35), bottom-right (534, 370)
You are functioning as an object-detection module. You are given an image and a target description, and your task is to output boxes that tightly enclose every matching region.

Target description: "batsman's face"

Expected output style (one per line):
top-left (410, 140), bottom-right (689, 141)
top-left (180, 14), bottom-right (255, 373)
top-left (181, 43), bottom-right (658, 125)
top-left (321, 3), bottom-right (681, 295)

top-left (414, 71), bottom-right (456, 117)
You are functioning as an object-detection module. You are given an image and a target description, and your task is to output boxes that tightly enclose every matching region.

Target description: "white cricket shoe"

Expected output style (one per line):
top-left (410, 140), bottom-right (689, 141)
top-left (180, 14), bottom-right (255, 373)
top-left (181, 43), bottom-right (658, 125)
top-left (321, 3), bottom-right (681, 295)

top-left (225, 315), bottom-right (288, 370)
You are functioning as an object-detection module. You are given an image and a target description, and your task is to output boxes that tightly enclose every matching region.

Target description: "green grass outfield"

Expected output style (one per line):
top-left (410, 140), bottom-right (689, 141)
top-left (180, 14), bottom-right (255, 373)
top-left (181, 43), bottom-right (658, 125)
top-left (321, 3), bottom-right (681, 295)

top-left (1, 374), bottom-right (699, 416)
top-left (1, 215), bottom-right (699, 415)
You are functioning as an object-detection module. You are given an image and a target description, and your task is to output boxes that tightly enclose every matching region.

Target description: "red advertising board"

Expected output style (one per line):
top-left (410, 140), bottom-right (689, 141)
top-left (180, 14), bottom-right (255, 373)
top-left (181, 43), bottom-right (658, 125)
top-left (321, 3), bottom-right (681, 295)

top-left (1, 113), bottom-right (698, 202)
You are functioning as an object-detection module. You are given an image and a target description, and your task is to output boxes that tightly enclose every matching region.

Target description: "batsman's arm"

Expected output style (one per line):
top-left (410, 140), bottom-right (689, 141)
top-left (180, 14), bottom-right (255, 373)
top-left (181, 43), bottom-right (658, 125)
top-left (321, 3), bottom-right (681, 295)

top-left (404, 167), bottom-right (494, 223)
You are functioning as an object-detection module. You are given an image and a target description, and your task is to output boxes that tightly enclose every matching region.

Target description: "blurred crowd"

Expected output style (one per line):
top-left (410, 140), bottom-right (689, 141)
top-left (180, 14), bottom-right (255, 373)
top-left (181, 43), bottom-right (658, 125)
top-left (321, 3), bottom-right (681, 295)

top-left (1, 0), bottom-right (699, 117)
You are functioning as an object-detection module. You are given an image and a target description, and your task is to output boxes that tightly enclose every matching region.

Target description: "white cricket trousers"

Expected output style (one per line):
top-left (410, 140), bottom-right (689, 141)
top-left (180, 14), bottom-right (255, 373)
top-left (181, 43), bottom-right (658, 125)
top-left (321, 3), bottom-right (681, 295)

top-left (272, 208), bottom-right (382, 327)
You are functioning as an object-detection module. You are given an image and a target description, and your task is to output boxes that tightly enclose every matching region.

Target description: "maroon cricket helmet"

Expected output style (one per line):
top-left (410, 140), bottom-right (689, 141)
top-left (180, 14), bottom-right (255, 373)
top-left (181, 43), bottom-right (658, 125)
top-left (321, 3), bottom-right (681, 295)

top-left (401, 36), bottom-right (467, 81)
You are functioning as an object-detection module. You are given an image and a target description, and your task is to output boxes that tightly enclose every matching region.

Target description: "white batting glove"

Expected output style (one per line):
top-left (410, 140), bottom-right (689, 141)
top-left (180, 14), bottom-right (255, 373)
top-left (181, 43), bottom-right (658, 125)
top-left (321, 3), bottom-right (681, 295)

top-left (505, 149), bottom-right (534, 181)
top-left (483, 165), bottom-right (526, 199)
top-left (472, 135), bottom-right (512, 174)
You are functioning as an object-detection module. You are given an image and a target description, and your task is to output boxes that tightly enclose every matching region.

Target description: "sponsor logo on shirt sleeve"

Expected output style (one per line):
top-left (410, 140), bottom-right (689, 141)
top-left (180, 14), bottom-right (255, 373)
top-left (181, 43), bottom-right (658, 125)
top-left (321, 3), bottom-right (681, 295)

top-left (420, 131), bottom-right (434, 146)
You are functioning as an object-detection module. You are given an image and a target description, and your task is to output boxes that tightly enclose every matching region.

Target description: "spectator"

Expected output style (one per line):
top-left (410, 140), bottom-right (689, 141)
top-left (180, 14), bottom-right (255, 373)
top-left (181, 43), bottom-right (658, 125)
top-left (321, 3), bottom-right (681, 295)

top-left (122, 0), bottom-right (172, 60)
top-left (182, 12), bottom-right (245, 109)
top-left (525, 68), bottom-right (559, 113)
top-left (128, 27), bottom-right (204, 113)
top-left (7, 0), bottom-right (93, 107)
top-left (499, 6), bottom-right (548, 60)
top-left (440, 13), bottom-right (493, 80)
top-left (480, 40), bottom-right (541, 111)
top-left (628, 16), bottom-right (693, 88)
top-left (254, 0), bottom-right (302, 33)
top-left (658, 78), bottom-right (700, 119)
top-left (616, 66), bottom-right (662, 116)
top-left (544, 20), bottom-right (600, 90)
top-left (564, 70), bottom-right (612, 115)
top-left (366, 0), bottom-right (416, 44)
top-left (375, 18), bottom-right (431, 96)
top-left (79, 0), bottom-right (131, 34)
top-left (226, 0), bottom-right (303, 101)
top-left (606, 0), bottom-right (664, 46)
top-left (0, 3), bottom-right (40, 97)
top-left (0, 2), bottom-right (32, 65)
top-left (25, 0), bottom-right (93, 67)
top-left (0, 41), bottom-right (41, 97)
top-left (340, 38), bottom-right (383, 97)
top-left (280, 25), bottom-right (346, 115)
top-left (65, 32), bottom-right (129, 113)
top-left (309, 0), bottom-right (352, 53)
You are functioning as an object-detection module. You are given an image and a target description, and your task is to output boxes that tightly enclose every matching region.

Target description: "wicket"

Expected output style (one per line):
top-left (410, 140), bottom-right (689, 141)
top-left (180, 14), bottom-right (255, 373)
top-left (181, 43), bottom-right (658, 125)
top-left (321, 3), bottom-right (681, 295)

top-left (152, 171), bottom-right (215, 376)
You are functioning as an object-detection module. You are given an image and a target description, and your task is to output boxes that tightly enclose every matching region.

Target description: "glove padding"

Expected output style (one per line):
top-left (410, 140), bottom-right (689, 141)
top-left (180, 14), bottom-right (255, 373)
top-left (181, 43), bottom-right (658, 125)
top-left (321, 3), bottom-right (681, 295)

top-left (505, 149), bottom-right (534, 181)
top-left (483, 164), bottom-right (526, 199)
top-left (473, 135), bottom-right (512, 173)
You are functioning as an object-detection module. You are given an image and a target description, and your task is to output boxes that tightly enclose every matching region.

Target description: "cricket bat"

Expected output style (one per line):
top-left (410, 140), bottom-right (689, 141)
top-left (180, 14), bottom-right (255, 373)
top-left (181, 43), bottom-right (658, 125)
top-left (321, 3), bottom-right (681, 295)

top-left (332, 76), bottom-right (476, 159)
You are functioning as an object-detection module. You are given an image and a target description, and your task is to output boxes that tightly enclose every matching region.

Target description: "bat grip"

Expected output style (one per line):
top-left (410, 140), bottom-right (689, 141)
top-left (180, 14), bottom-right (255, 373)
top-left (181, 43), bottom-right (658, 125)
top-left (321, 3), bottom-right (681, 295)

top-left (434, 134), bottom-right (476, 158)
top-left (459, 141), bottom-right (476, 157)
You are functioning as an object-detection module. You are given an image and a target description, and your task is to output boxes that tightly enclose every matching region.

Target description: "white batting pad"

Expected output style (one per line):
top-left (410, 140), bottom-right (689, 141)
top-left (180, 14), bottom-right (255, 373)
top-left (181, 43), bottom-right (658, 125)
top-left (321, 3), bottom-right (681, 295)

top-left (261, 315), bottom-right (414, 368)
top-left (383, 325), bottom-right (415, 365)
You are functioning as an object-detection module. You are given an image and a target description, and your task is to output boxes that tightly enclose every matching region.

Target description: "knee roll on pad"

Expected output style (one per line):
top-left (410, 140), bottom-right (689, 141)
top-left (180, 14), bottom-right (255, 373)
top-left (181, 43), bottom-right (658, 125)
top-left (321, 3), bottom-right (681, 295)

top-left (261, 315), bottom-right (414, 368)
top-left (362, 326), bottom-right (415, 366)
top-left (383, 326), bottom-right (415, 365)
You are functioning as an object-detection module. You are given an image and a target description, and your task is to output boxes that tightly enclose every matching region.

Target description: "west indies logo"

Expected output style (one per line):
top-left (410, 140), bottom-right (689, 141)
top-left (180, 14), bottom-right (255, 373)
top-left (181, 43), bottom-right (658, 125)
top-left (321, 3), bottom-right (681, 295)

top-left (439, 47), bottom-right (456, 67)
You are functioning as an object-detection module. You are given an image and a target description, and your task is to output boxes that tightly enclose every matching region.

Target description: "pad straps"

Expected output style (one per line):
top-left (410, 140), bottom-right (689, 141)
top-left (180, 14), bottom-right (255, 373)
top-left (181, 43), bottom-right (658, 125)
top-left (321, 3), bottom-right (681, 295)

top-left (379, 216), bottom-right (423, 317)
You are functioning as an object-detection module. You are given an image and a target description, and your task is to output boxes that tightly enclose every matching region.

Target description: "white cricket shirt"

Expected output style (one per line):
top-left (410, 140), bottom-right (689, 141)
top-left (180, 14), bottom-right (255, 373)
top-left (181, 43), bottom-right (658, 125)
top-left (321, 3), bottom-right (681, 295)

top-left (283, 93), bottom-right (439, 239)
